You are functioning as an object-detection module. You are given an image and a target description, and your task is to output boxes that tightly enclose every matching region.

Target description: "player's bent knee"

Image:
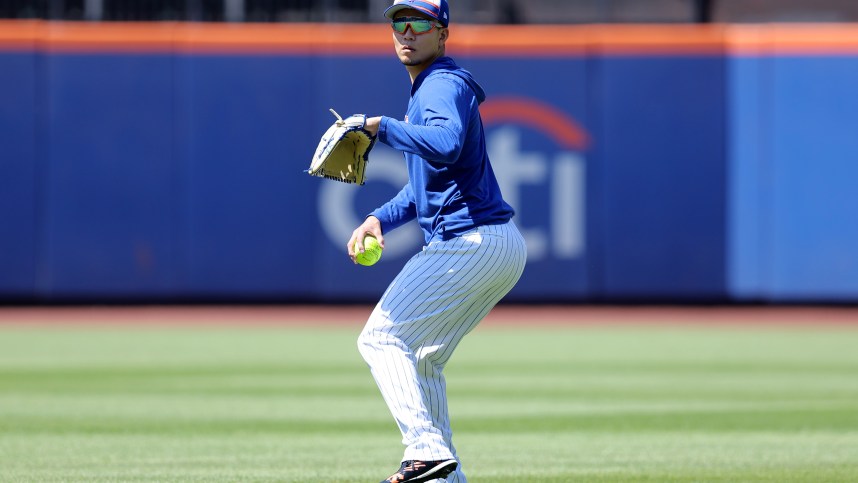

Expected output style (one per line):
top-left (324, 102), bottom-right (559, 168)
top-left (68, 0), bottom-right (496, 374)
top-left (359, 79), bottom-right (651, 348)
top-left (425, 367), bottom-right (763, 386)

top-left (357, 329), bottom-right (382, 363)
top-left (358, 328), bottom-right (413, 365)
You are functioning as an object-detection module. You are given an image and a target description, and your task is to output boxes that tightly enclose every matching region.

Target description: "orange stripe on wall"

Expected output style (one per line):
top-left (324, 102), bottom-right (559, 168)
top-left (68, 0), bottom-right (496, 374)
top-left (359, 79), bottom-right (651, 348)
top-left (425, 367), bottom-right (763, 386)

top-left (726, 24), bottom-right (858, 55)
top-left (2, 20), bottom-right (858, 55)
top-left (0, 20), bottom-right (40, 50)
top-left (451, 24), bottom-right (726, 56)
top-left (0, 21), bottom-right (393, 54)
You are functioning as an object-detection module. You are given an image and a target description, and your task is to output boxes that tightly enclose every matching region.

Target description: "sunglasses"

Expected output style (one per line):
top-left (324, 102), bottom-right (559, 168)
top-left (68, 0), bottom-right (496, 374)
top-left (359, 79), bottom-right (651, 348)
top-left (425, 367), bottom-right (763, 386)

top-left (391, 17), bottom-right (442, 35)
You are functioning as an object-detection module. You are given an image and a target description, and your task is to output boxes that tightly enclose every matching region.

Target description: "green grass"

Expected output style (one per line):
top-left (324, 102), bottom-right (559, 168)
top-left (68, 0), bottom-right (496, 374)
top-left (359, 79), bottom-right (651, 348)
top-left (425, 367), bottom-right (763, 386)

top-left (1, 322), bottom-right (858, 482)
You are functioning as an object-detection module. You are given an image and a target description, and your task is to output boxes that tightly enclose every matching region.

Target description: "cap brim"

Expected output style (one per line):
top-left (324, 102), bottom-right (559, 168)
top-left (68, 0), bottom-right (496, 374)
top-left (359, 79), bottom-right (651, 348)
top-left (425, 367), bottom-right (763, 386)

top-left (383, 5), bottom-right (411, 20)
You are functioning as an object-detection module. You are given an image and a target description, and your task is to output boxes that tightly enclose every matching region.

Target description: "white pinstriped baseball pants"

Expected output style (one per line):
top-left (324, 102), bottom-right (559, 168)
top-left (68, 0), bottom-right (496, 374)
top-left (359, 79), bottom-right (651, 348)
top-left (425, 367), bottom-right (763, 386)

top-left (358, 221), bottom-right (527, 483)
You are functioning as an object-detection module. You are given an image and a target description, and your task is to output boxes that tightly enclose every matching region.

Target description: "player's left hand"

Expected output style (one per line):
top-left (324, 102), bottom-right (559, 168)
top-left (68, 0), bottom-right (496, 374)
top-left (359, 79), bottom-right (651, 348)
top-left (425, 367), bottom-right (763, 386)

top-left (308, 109), bottom-right (376, 185)
top-left (348, 216), bottom-right (385, 263)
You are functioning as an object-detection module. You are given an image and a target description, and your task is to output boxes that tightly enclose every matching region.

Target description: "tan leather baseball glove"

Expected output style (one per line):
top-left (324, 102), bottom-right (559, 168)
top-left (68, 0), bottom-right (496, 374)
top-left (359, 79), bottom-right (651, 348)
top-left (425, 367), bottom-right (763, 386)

top-left (308, 109), bottom-right (376, 185)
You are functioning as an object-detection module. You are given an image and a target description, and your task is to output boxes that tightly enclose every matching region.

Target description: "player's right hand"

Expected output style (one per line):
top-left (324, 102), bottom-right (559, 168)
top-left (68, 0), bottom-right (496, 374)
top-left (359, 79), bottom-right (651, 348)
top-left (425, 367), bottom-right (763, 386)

top-left (347, 216), bottom-right (385, 263)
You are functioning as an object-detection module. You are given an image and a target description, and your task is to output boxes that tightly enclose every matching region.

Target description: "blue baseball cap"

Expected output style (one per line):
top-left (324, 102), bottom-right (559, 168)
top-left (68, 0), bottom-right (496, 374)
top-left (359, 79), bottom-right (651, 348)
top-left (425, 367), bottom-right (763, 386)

top-left (384, 0), bottom-right (450, 27)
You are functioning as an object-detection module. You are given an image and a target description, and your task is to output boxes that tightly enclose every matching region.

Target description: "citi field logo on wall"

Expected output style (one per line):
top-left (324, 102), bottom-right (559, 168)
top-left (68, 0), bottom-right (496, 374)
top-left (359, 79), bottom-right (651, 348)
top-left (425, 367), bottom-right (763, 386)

top-left (481, 96), bottom-right (590, 261)
top-left (317, 96), bottom-right (590, 263)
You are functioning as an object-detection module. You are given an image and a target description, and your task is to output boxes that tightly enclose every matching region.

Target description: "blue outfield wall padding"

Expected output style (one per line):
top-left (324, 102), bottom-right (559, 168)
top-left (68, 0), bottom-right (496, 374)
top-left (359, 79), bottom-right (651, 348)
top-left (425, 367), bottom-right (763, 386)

top-left (42, 54), bottom-right (178, 298)
top-left (0, 52), bottom-right (38, 297)
top-left (180, 55), bottom-right (319, 297)
top-left (596, 56), bottom-right (728, 299)
top-left (767, 56), bottom-right (858, 300)
top-left (5, 33), bottom-right (858, 302)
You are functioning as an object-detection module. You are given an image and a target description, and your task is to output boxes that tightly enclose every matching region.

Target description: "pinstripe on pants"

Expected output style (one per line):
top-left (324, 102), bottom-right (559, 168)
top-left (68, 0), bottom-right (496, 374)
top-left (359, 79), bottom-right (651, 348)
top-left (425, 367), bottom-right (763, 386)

top-left (358, 220), bottom-right (527, 482)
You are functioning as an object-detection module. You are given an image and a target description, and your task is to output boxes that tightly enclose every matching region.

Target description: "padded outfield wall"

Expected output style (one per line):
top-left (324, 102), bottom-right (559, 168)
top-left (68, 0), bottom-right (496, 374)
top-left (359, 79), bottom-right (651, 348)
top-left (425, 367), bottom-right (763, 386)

top-left (0, 22), bottom-right (857, 303)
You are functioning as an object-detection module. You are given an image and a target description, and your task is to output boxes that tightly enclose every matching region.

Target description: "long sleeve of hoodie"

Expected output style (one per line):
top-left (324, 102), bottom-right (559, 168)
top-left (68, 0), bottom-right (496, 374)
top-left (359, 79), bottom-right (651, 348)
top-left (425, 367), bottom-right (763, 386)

top-left (377, 78), bottom-right (469, 164)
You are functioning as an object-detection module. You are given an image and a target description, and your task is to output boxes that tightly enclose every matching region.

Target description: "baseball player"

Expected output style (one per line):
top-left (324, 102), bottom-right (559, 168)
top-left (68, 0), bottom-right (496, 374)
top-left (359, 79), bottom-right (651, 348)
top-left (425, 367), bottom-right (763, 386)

top-left (346, 1), bottom-right (527, 482)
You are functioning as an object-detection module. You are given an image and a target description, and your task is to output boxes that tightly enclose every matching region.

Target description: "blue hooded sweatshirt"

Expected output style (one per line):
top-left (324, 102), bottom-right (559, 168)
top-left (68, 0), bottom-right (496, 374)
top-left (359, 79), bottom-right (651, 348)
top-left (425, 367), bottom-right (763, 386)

top-left (371, 56), bottom-right (514, 244)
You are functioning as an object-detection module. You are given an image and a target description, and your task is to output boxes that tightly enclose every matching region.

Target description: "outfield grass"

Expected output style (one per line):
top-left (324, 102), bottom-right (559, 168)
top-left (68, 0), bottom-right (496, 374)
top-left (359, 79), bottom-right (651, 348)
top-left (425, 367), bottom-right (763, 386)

top-left (1, 319), bottom-right (857, 482)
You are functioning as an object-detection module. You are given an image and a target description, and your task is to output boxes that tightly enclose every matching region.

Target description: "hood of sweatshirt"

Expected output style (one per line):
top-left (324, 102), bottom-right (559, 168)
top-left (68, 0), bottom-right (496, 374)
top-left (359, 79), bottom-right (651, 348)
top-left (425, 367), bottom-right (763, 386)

top-left (411, 56), bottom-right (487, 104)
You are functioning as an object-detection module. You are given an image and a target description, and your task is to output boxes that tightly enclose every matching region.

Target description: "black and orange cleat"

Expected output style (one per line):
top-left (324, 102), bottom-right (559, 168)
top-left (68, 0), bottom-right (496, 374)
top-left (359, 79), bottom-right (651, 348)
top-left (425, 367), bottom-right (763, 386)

top-left (380, 459), bottom-right (458, 483)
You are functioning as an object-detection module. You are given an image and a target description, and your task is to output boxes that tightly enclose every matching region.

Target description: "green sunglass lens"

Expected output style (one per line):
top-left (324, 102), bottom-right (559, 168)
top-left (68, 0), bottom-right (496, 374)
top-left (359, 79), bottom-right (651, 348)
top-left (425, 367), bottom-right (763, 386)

top-left (391, 19), bottom-right (434, 34)
top-left (410, 20), bottom-right (433, 32)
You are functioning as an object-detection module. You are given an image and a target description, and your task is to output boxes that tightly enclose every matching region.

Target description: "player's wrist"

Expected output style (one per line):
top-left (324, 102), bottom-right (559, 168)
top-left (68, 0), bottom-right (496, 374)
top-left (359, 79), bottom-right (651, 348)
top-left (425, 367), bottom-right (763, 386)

top-left (365, 116), bottom-right (382, 136)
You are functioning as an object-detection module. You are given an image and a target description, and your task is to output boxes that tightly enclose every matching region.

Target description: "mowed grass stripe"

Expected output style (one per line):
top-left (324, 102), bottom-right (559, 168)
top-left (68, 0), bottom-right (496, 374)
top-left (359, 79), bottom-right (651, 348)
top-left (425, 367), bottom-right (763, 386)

top-left (1, 325), bottom-right (857, 482)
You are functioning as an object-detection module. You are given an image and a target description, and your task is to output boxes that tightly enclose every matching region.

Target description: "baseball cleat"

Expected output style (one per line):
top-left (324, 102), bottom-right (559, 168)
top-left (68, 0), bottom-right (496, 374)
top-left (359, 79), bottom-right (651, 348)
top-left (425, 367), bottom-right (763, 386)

top-left (380, 459), bottom-right (458, 483)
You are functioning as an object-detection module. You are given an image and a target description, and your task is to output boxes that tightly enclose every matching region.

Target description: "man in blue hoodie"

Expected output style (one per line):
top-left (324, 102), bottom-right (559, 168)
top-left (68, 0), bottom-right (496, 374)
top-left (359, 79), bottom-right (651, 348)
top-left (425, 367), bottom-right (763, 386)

top-left (347, 1), bottom-right (527, 482)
